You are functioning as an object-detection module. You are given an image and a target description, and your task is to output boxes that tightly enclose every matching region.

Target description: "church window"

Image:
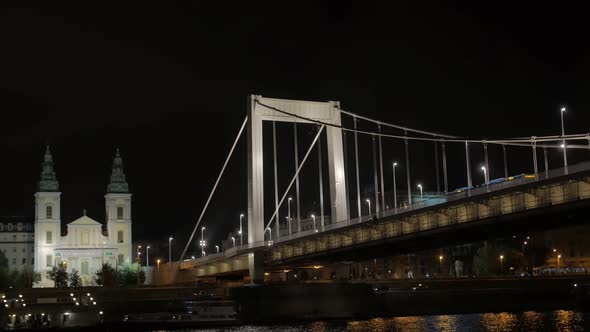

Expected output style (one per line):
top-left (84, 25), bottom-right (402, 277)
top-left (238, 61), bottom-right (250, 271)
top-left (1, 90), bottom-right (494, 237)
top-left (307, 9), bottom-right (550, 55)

top-left (117, 254), bottom-right (124, 265)
top-left (12, 258), bottom-right (16, 265)
top-left (46, 255), bottom-right (53, 267)
top-left (117, 207), bottom-right (124, 219)
top-left (25, 224), bottom-right (31, 231)
top-left (17, 223), bottom-right (22, 231)
top-left (22, 248), bottom-right (26, 253)
top-left (117, 230), bottom-right (124, 244)
top-left (46, 206), bottom-right (53, 219)
top-left (7, 223), bottom-right (13, 231)
top-left (21, 258), bottom-right (26, 265)
top-left (81, 261), bottom-right (89, 275)
top-left (46, 231), bottom-right (53, 244)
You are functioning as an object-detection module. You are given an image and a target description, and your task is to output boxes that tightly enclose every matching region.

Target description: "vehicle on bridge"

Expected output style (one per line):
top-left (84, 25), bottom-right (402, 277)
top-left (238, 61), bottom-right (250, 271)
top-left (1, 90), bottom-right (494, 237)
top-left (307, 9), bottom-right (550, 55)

top-left (448, 173), bottom-right (536, 194)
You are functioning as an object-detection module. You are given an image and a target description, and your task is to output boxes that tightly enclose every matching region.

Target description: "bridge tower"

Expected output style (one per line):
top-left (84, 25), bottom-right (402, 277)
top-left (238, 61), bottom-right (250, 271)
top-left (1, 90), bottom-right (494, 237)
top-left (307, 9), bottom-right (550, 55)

top-left (247, 95), bottom-right (349, 283)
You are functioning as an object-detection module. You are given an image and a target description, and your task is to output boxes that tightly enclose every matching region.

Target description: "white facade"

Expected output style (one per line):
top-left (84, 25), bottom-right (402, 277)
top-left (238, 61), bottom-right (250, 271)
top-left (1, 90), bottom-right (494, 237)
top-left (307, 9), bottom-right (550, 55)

top-left (33, 147), bottom-right (132, 287)
top-left (0, 219), bottom-right (34, 271)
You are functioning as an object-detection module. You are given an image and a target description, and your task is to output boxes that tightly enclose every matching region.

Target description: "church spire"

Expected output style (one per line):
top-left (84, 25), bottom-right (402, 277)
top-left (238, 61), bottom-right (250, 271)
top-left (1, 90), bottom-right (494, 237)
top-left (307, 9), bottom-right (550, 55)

top-left (107, 148), bottom-right (129, 193)
top-left (38, 146), bottom-right (59, 192)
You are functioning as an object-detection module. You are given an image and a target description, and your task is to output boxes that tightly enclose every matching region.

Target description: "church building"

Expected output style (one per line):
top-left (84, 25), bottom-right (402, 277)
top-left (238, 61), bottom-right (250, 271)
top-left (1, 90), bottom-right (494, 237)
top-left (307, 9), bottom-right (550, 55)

top-left (34, 147), bottom-right (133, 287)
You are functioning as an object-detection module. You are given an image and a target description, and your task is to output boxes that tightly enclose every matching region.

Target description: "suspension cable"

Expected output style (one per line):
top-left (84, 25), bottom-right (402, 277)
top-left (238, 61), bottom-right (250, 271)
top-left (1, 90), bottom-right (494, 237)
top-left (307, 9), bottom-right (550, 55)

top-left (179, 116), bottom-right (248, 262)
top-left (255, 101), bottom-right (590, 147)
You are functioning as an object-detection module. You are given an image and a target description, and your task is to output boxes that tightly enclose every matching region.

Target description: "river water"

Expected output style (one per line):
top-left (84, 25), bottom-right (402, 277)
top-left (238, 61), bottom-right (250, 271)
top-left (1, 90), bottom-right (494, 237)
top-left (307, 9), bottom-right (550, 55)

top-left (176, 310), bottom-right (589, 331)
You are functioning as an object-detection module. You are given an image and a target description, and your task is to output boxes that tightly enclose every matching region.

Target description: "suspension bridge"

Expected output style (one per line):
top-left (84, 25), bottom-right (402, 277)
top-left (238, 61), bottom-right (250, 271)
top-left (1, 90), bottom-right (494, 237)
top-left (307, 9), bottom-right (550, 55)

top-left (168, 96), bottom-right (590, 284)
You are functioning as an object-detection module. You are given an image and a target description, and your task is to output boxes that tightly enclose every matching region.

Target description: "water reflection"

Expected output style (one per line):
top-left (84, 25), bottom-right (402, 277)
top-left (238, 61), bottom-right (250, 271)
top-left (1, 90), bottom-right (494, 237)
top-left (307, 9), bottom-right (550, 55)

top-left (185, 310), bottom-right (590, 332)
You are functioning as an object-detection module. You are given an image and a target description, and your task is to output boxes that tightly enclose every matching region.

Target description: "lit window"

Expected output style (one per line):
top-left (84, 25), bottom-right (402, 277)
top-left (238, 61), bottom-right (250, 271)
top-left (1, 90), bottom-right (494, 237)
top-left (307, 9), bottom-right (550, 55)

top-left (117, 207), bottom-right (124, 219)
top-left (46, 231), bottom-right (53, 244)
top-left (46, 255), bottom-right (52, 267)
top-left (46, 206), bottom-right (53, 219)
top-left (117, 230), bottom-right (124, 244)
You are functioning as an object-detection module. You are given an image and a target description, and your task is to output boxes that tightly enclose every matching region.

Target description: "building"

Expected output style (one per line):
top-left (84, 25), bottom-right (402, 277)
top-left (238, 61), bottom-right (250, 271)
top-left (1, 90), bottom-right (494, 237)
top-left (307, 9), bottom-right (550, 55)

top-left (34, 147), bottom-right (133, 287)
top-left (0, 217), bottom-right (34, 271)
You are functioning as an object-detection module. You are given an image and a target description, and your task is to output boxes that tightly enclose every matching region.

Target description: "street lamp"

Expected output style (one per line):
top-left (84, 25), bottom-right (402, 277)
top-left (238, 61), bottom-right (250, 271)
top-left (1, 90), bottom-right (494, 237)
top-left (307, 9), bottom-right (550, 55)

top-left (417, 184), bottom-right (423, 199)
top-left (215, 245), bottom-right (219, 253)
top-left (366, 199), bottom-right (371, 217)
top-left (392, 162), bottom-right (398, 210)
top-left (311, 214), bottom-right (317, 232)
top-left (499, 255), bottom-right (504, 274)
top-left (288, 197), bottom-right (293, 234)
top-left (231, 237), bottom-right (235, 247)
top-left (146, 246), bottom-right (150, 267)
top-left (481, 166), bottom-right (488, 185)
top-left (137, 245), bottom-right (142, 266)
top-left (157, 259), bottom-right (161, 270)
top-left (439, 255), bottom-right (443, 275)
top-left (560, 107), bottom-right (568, 175)
top-left (200, 227), bottom-right (206, 256)
top-left (168, 237), bottom-right (173, 263)
top-left (557, 254), bottom-right (562, 273)
top-left (239, 214), bottom-right (244, 246)
top-left (265, 227), bottom-right (272, 245)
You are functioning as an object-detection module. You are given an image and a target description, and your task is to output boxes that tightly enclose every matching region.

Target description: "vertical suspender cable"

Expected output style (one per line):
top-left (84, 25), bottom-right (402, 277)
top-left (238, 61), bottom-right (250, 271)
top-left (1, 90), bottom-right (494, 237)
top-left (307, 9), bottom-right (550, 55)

top-left (405, 134), bottom-right (412, 205)
top-left (532, 136), bottom-right (538, 178)
top-left (378, 125), bottom-right (385, 211)
top-left (179, 117), bottom-right (247, 262)
top-left (543, 147), bottom-right (549, 180)
top-left (465, 141), bottom-right (472, 195)
top-left (294, 123), bottom-right (301, 233)
top-left (502, 145), bottom-right (508, 178)
top-left (273, 122), bottom-right (280, 240)
top-left (318, 128), bottom-right (325, 231)
top-left (354, 117), bottom-right (361, 218)
top-left (442, 140), bottom-right (448, 194)
top-left (342, 131), bottom-right (351, 221)
top-left (434, 139), bottom-right (440, 195)
top-left (265, 126), bottom-right (326, 231)
top-left (372, 134), bottom-right (380, 213)
top-left (484, 141), bottom-right (489, 183)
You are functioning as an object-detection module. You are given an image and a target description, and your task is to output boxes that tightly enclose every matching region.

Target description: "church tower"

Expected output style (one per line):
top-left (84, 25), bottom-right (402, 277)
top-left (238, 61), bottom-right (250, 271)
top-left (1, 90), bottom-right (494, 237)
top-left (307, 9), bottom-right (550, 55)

top-left (34, 146), bottom-right (61, 281)
top-left (105, 149), bottom-right (132, 266)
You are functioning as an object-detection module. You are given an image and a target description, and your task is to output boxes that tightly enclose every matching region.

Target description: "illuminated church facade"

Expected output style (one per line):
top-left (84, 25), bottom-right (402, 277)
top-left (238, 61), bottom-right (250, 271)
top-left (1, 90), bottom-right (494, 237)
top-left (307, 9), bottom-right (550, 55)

top-left (34, 147), bottom-right (133, 287)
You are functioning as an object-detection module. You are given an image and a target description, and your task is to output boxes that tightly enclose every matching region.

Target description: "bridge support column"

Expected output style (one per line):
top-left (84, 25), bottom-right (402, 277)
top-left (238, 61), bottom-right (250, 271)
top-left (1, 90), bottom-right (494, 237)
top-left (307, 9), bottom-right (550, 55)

top-left (248, 250), bottom-right (265, 284)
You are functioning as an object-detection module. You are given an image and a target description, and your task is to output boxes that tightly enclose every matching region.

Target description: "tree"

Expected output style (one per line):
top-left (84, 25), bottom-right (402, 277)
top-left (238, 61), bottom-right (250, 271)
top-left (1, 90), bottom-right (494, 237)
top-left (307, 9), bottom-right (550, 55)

top-left (69, 269), bottom-right (82, 288)
top-left (46, 266), bottom-right (68, 288)
top-left (15, 268), bottom-right (41, 288)
top-left (95, 263), bottom-right (115, 287)
top-left (116, 263), bottom-right (145, 286)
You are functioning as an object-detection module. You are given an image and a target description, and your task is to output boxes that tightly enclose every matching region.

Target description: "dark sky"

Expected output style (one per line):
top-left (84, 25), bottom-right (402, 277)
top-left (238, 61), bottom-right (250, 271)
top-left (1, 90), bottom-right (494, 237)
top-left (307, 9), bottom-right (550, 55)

top-left (0, 3), bottom-right (589, 258)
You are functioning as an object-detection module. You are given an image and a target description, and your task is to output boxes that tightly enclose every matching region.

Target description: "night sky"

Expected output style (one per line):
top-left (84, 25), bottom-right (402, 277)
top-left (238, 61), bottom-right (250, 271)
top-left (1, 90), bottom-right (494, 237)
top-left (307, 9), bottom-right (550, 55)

top-left (0, 3), bottom-right (589, 258)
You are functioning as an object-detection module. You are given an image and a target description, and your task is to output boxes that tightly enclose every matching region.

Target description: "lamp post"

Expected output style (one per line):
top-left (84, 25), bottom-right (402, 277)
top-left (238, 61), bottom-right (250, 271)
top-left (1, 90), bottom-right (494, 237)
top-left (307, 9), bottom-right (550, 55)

top-left (137, 245), bottom-right (142, 266)
top-left (481, 166), bottom-right (488, 185)
top-left (215, 245), bottom-right (219, 253)
top-left (311, 214), bottom-right (317, 232)
top-left (366, 199), bottom-right (371, 217)
top-left (392, 162), bottom-right (398, 210)
top-left (560, 107), bottom-right (568, 175)
top-left (239, 214), bottom-right (244, 246)
top-left (231, 237), bottom-right (235, 247)
top-left (438, 255), bottom-right (443, 275)
top-left (557, 253), bottom-right (562, 274)
top-left (157, 259), bottom-right (161, 270)
top-left (417, 184), bottom-right (423, 199)
top-left (288, 197), bottom-right (292, 234)
top-left (200, 227), bottom-right (206, 257)
top-left (265, 227), bottom-right (272, 245)
top-left (146, 246), bottom-right (150, 267)
top-left (168, 237), bottom-right (173, 263)
top-left (499, 255), bottom-right (504, 274)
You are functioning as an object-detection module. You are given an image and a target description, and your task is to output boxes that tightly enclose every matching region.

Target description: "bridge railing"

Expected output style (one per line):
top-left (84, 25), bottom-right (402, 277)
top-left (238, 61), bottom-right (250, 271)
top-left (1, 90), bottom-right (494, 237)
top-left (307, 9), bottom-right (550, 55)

top-left (268, 172), bottom-right (590, 262)
top-left (269, 161), bottom-right (590, 245)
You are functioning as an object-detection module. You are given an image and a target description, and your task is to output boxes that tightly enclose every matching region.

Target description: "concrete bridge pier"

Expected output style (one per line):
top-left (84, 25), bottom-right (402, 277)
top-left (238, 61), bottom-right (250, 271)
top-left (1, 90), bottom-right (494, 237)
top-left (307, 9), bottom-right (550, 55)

top-left (248, 250), bottom-right (265, 284)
